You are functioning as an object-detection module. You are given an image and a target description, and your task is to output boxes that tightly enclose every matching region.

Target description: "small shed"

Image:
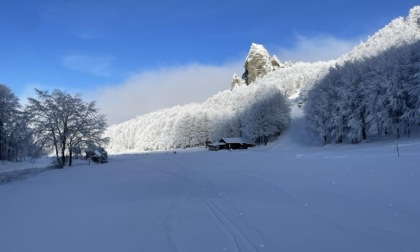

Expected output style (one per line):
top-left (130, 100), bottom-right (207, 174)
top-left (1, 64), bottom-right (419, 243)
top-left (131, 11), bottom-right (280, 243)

top-left (208, 138), bottom-right (255, 150)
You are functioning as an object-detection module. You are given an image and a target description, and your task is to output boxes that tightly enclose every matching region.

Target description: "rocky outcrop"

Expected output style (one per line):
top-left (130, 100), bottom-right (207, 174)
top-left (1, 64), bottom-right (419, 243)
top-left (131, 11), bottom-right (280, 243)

top-left (230, 74), bottom-right (242, 90)
top-left (241, 43), bottom-right (283, 85)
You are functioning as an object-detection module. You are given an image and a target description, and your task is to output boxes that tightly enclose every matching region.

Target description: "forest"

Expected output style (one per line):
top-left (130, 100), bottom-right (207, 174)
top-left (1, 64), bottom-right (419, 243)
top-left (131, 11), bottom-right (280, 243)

top-left (106, 83), bottom-right (291, 152)
top-left (305, 41), bottom-right (420, 143)
top-left (305, 7), bottom-right (420, 144)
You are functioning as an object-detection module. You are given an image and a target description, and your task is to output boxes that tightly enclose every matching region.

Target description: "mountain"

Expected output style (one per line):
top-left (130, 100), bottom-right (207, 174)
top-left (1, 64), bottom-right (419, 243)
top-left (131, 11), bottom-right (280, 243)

top-left (240, 43), bottom-right (282, 85)
top-left (105, 6), bottom-right (420, 153)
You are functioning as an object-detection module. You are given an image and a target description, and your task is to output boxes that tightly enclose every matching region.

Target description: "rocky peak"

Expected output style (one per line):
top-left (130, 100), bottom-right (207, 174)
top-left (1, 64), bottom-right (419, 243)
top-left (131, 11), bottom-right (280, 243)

top-left (240, 43), bottom-right (283, 85)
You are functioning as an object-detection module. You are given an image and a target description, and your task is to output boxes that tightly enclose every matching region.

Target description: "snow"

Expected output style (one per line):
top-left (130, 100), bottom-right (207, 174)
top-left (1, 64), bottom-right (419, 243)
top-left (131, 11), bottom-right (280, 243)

top-left (0, 158), bottom-right (51, 173)
top-left (1, 103), bottom-right (419, 252)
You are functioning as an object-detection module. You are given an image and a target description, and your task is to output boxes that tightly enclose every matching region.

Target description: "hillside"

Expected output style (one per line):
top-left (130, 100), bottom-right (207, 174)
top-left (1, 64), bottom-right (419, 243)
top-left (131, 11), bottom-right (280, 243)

top-left (106, 83), bottom-right (290, 153)
top-left (105, 6), bottom-right (420, 153)
top-left (305, 6), bottom-right (420, 144)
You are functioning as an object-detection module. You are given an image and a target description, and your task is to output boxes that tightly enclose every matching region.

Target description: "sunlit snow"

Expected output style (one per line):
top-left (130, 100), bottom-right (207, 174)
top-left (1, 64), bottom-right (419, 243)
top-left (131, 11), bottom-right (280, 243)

top-left (1, 103), bottom-right (419, 252)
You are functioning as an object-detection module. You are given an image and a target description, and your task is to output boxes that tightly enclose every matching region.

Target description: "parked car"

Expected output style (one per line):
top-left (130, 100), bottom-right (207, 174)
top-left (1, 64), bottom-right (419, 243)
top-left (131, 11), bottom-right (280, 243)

top-left (91, 150), bottom-right (108, 163)
top-left (298, 101), bottom-right (304, 107)
top-left (85, 147), bottom-right (108, 163)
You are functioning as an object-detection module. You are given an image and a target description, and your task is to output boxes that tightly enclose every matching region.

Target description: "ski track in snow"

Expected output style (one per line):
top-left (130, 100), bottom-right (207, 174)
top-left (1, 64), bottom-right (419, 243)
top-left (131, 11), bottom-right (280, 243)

top-left (158, 162), bottom-right (261, 252)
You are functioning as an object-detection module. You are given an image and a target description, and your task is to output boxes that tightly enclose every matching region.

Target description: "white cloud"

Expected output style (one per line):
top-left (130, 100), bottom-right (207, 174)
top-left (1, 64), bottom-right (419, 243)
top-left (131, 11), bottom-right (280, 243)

top-left (94, 62), bottom-right (243, 125)
top-left (61, 54), bottom-right (114, 77)
top-left (275, 34), bottom-right (360, 62)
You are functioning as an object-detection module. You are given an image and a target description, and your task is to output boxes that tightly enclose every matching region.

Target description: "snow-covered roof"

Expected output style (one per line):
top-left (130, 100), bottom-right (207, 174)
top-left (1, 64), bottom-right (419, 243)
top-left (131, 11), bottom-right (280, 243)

top-left (220, 138), bottom-right (248, 144)
top-left (208, 142), bottom-right (226, 147)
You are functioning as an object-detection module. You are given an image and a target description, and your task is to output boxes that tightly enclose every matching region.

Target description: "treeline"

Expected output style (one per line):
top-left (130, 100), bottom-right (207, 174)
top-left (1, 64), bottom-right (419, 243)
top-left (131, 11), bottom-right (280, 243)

top-left (305, 40), bottom-right (420, 144)
top-left (0, 85), bottom-right (35, 161)
top-left (106, 83), bottom-right (291, 152)
top-left (0, 86), bottom-right (108, 167)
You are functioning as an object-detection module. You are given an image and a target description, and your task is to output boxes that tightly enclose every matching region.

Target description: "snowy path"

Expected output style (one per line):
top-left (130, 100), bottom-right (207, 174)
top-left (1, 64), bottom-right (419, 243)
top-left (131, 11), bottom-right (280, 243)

top-left (266, 103), bottom-right (309, 152)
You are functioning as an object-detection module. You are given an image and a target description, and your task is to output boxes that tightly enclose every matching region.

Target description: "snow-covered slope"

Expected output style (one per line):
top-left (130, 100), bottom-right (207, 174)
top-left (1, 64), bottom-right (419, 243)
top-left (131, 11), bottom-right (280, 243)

top-left (253, 60), bottom-right (333, 98)
top-left (104, 53), bottom-right (332, 153)
top-left (106, 83), bottom-right (290, 153)
top-left (339, 6), bottom-right (420, 63)
top-left (304, 6), bottom-right (420, 144)
top-left (105, 6), bottom-right (420, 153)
top-left (1, 132), bottom-right (419, 252)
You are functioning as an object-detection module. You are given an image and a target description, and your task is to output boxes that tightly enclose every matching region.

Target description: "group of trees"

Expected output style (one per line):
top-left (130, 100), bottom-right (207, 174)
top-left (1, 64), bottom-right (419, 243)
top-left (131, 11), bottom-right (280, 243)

top-left (0, 84), bottom-right (34, 161)
top-left (0, 86), bottom-right (108, 168)
top-left (106, 82), bottom-right (291, 152)
top-left (305, 41), bottom-right (420, 144)
top-left (305, 8), bottom-right (420, 144)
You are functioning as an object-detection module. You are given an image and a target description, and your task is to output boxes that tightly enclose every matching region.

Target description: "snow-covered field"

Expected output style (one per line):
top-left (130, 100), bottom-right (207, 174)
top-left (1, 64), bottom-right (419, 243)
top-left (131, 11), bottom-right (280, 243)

top-left (0, 158), bottom-right (51, 174)
top-left (1, 106), bottom-right (419, 252)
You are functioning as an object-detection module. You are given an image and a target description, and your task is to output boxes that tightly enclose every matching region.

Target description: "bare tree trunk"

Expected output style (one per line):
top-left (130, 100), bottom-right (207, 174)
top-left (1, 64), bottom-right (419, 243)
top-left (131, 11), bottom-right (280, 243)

top-left (69, 145), bottom-right (73, 167)
top-left (52, 133), bottom-right (61, 167)
top-left (60, 141), bottom-right (66, 168)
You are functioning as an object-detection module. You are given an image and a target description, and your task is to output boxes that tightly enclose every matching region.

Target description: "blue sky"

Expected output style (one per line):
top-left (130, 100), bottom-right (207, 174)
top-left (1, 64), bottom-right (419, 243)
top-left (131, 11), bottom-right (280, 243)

top-left (0, 0), bottom-right (417, 124)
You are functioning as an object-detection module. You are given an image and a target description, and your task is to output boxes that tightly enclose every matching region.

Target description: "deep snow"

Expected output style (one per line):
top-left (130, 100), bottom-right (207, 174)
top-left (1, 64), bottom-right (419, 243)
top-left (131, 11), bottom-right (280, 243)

top-left (0, 104), bottom-right (419, 252)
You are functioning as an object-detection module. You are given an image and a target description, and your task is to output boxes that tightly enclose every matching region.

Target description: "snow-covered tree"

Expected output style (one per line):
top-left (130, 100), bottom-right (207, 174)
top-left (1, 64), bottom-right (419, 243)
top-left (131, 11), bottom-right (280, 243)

top-left (0, 84), bottom-right (29, 161)
top-left (26, 89), bottom-right (108, 168)
top-left (305, 7), bottom-right (420, 144)
top-left (105, 82), bottom-right (291, 153)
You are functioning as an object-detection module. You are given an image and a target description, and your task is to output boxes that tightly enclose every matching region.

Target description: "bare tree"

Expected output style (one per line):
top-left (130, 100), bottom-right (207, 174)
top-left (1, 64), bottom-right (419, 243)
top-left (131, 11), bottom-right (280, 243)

top-left (26, 89), bottom-right (109, 168)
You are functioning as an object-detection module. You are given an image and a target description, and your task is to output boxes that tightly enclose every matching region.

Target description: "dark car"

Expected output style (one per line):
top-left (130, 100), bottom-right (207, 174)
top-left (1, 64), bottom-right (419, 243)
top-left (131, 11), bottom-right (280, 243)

top-left (85, 147), bottom-right (108, 163)
top-left (298, 101), bottom-right (303, 107)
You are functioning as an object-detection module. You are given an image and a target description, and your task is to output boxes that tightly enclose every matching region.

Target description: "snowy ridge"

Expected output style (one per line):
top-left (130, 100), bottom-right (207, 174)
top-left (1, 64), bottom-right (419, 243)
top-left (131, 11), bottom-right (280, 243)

top-left (339, 6), bottom-right (420, 63)
top-left (253, 60), bottom-right (333, 98)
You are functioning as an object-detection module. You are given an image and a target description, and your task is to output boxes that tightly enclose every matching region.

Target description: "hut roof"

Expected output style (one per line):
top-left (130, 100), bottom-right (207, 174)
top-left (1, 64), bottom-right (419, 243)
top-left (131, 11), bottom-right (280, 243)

top-left (219, 138), bottom-right (248, 144)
